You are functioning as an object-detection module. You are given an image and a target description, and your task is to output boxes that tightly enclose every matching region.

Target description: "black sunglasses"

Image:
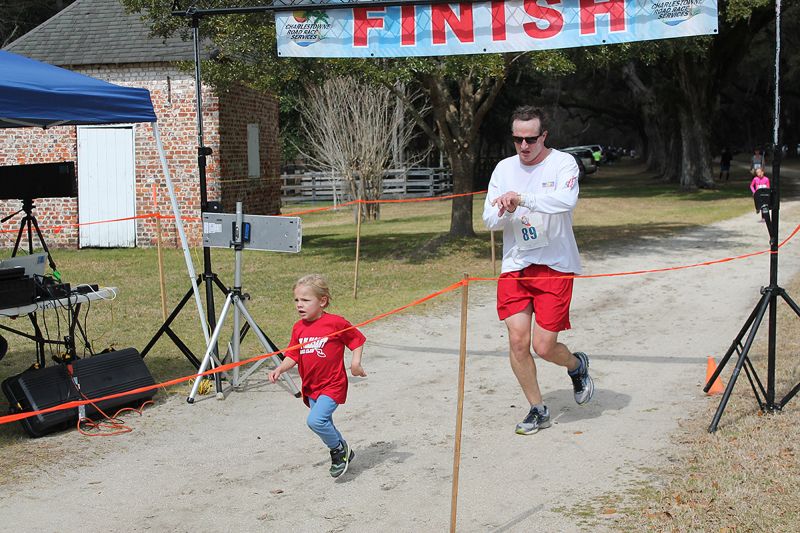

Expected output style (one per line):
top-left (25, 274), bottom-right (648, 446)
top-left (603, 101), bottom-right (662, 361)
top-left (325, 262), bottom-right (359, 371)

top-left (512, 134), bottom-right (543, 145)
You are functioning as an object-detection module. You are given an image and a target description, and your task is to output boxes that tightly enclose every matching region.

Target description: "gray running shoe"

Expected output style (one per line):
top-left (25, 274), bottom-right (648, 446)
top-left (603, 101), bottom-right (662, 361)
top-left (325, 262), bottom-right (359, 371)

top-left (570, 352), bottom-right (595, 405)
top-left (329, 442), bottom-right (354, 478)
top-left (515, 406), bottom-right (551, 435)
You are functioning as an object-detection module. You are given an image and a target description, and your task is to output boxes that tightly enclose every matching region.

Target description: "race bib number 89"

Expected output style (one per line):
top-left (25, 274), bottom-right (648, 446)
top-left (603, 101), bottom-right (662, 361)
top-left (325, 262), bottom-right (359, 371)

top-left (512, 213), bottom-right (548, 250)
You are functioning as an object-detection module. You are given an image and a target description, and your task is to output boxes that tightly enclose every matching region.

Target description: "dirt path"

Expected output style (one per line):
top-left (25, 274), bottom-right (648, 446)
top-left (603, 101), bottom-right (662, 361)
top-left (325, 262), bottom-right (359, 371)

top-left (2, 202), bottom-right (800, 532)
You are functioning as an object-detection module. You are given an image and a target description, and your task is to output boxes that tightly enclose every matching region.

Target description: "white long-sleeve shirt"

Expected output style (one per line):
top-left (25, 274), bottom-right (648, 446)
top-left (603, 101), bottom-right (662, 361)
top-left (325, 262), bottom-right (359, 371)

top-left (482, 150), bottom-right (582, 274)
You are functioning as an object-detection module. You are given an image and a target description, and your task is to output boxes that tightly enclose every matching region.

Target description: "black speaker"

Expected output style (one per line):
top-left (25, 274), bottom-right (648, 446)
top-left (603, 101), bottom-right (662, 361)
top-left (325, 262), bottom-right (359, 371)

top-left (1, 348), bottom-right (156, 437)
top-left (0, 161), bottom-right (77, 200)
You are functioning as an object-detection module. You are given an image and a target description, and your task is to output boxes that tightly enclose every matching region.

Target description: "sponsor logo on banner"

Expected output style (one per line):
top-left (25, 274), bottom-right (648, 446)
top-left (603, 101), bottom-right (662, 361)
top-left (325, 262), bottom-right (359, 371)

top-left (645, 0), bottom-right (704, 26)
top-left (284, 10), bottom-right (331, 47)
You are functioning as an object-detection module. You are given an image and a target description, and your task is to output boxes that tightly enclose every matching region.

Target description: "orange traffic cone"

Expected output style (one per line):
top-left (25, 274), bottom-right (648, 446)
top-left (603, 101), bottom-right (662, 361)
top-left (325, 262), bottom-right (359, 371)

top-left (705, 356), bottom-right (725, 395)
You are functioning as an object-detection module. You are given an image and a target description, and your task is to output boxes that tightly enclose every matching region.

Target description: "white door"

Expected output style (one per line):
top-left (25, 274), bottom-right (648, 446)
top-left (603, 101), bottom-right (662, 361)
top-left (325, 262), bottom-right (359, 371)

top-left (77, 126), bottom-right (136, 247)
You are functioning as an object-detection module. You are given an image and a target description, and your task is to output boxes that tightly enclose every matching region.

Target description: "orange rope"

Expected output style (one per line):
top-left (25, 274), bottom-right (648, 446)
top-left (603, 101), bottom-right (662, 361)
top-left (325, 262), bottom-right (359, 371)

top-left (471, 222), bottom-right (800, 283)
top-left (1, 218), bottom-right (799, 428)
top-left (280, 191), bottom-right (485, 217)
top-left (0, 213), bottom-right (157, 234)
top-left (0, 281), bottom-right (466, 427)
top-left (0, 189), bottom-right (486, 231)
top-left (0, 200), bottom-right (796, 427)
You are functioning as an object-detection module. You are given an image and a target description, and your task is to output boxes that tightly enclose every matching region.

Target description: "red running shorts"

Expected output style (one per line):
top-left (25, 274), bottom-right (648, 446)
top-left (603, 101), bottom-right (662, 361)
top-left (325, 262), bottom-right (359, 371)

top-left (496, 264), bottom-right (574, 331)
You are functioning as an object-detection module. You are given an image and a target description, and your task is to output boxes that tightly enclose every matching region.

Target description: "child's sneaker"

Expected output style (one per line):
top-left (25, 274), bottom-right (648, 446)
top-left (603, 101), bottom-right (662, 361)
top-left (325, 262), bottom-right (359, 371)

top-left (329, 441), bottom-right (354, 478)
top-left (515, 406), bottom-right (551, 435)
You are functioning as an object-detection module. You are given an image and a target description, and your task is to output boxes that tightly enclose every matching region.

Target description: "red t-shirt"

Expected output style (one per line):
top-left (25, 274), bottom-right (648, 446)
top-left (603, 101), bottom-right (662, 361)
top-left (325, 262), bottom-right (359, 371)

top-left (285, 313), bottom-right (366, 406)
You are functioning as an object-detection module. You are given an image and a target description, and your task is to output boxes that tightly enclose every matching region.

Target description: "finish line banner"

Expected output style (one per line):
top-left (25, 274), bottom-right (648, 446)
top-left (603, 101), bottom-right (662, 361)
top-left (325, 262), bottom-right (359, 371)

top-left (276, 0), bottom-right (718, 58)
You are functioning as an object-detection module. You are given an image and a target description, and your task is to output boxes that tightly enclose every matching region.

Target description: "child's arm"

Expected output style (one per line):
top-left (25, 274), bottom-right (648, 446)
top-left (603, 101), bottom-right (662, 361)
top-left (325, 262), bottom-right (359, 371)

top-left (268, 356), bottom-right (297, 383)
top-left (350, 345), bottom-right (366, 377)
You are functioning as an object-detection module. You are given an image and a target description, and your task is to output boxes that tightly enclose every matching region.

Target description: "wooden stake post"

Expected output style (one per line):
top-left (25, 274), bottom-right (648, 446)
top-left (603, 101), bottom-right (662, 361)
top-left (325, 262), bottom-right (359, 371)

top-left (450, 273), bottom-right (469, 532)
top-left (353, 200), bottom-right (363, 299)
top-left (153, 184), bottom-right (168, 321)
top-left (490, 231), bottom-right (497, 276)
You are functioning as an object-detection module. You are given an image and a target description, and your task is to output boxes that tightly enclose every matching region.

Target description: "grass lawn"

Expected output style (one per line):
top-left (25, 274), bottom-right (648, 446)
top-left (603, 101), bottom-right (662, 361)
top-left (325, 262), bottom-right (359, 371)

top-left (0, 159), bottom-right (790, 437)
top-left (616, 273), bottom-right (800, 532)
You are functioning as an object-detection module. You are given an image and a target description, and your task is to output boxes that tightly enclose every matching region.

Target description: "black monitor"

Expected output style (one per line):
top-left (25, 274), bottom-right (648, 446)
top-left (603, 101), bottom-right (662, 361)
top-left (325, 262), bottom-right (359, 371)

top-left (0, 162), bottom-right (77, 200)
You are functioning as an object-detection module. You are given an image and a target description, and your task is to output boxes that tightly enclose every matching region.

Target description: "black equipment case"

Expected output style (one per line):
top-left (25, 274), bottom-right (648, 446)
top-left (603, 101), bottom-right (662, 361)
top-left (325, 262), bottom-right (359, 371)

top-left (0, 267), bottom-right (36, 308)
top-left (1, 348), bottom-right (156, 437)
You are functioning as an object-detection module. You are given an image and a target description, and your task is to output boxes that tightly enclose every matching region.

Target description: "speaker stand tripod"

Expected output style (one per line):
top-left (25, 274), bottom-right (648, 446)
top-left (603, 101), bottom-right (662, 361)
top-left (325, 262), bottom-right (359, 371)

top-left (1, 197), bottom-right (61, 368)
top-left (2, 197), bottom-right (59, 277)
top-left (704, 184), bottom-right (800, 431)
top-left (187, 203), bottom-right (299, 403)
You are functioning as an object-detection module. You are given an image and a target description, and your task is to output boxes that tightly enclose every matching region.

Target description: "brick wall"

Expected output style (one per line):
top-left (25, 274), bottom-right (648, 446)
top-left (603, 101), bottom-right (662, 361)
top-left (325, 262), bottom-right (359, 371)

top-left (218, 84), bottom-right (281, 215)
top-left (0, 62), bottom-right (280, 249)
top-left (0, 127), bottom-right (80, 248)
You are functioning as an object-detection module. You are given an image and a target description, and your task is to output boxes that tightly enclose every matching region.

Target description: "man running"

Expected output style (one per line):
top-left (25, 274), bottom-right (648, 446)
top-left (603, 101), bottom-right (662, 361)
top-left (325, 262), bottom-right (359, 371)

top-left (483, 105), bottom-right (594, 435)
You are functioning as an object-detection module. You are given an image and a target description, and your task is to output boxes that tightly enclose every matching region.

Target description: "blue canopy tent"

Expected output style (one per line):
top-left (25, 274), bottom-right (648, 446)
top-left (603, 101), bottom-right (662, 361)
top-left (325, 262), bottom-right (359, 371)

top-left (0, 50), bottom-right (156, 128)
top-left (0, 50), bottom-right (210, 346)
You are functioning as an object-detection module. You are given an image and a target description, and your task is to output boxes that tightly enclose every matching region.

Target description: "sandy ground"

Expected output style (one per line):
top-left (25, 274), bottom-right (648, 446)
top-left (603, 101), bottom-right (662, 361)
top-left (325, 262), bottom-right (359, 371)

top-left (2, 200), bottom-right (800, 532)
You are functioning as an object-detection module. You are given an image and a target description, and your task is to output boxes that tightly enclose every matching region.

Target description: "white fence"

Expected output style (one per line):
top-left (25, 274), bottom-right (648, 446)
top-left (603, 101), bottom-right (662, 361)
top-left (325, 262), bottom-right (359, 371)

top-left (280, 167), bottom-right (453, 203)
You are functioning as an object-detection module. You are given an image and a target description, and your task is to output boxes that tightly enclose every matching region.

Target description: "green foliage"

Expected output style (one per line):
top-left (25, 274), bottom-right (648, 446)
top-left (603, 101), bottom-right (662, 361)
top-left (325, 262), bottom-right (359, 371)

top-left (1, 0), bottom-right (77, 47)
top-left (725, 0), bottom-right (774, 22)
top-left (120, 1), bottom-right (574, 98)
top-left (120, 0), bottom-right (575, 196)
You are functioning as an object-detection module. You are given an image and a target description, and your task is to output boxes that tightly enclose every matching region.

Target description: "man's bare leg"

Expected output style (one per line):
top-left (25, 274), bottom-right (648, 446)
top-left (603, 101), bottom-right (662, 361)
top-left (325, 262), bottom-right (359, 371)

top-left (532, 323), bottom-right (580, 371)
top-left (533, 323), bottom-right (594, 405)
top-left (505, 306), bottom-right (543, 405)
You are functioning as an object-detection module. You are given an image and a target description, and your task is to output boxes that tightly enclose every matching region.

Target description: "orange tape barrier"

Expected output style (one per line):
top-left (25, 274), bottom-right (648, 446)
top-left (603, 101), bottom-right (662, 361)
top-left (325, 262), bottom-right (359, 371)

top-left (1, 216), bottom-right (797, 428)
top-left (281, 191), bottom-right (486, 217)
top-left (0, 213), bottom-right (203, 235)
top-left (0, 190), bottom-right (486, 233)
top-left (473, 222), bottom-right (800, 283)
top-left (0, 215), bottom-right (797, 428)
top-left (0, 280), bottom-right (465, 427)
top-left (0, 213), bottom-right (159, 235)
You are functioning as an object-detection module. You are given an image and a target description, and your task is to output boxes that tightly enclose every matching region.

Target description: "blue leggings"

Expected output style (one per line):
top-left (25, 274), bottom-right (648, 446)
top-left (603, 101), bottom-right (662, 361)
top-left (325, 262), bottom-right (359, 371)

top-left (307, 395), bottom-right (344, 449)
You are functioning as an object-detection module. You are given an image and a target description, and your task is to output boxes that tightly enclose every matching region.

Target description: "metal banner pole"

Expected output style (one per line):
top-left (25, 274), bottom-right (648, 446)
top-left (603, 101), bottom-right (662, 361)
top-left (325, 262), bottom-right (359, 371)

top-left (191, 14), bottom-right (223, 395)
top-left (232, 202), bottom-right (243, 387)
top-left (153, 123), bottom-right (209, 345)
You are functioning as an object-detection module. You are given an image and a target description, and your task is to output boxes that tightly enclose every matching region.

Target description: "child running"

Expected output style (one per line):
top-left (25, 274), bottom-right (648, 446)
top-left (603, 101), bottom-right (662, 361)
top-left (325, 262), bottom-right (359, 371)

top-left (268, 274), bottom-right (366, 478)
top-left (750, 167), bottom-right (771, 194)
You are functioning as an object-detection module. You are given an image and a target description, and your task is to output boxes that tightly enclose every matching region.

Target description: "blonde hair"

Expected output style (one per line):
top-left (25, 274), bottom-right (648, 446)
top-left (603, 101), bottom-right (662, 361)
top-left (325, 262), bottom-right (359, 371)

top-left (294, 274), bottom-right (332, 308)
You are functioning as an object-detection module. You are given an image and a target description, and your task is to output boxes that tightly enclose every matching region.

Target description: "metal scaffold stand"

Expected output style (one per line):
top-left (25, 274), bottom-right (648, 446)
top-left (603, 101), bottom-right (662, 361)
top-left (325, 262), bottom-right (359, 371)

top-left (188, 202), bottom-right (302, 403)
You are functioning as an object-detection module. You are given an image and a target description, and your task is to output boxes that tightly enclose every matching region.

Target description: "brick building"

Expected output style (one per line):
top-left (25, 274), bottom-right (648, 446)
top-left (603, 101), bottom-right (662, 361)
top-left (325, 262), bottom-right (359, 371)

top-left (0, 0), bottom-right (281, 248)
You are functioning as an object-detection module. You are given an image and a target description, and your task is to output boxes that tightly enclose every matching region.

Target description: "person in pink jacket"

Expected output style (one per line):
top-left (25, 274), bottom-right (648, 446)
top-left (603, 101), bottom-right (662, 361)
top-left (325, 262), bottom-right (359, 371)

top-left (750, 167), bottom-right (770, 193)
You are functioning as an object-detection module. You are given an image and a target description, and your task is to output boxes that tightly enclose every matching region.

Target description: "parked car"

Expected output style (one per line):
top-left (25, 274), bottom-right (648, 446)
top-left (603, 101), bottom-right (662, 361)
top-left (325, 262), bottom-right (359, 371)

top-left (573, 144), bottom-right (606, 164)
top-left (561, 147), bottom-right (597, 175)
top-left (570, 153), bottom-right (586, 181)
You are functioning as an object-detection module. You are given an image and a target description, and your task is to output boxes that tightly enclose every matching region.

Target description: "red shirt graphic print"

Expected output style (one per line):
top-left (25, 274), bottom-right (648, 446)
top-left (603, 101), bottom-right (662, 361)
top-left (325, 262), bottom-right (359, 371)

top-left (285, 313), bottom-right (366, 406)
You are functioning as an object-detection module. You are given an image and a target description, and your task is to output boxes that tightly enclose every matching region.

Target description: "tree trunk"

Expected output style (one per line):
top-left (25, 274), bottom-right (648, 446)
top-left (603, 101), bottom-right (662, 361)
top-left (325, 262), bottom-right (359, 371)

top-left (677, 105), bottom-right (700, 189)
top-left (414, 61), bottom-right (508, 238)
top-left (446, 144), bottom-right (478, 237)
top-left (663, 124), bottom-right (682, 183)
top-left (363, 172), bottom-right (381, 220)
top-left (644, 118), bottom-right (667, 174)
top-left (674, 52), bottom-right (715, 189)
top-left (621, 62), bottom-right (667, 174)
